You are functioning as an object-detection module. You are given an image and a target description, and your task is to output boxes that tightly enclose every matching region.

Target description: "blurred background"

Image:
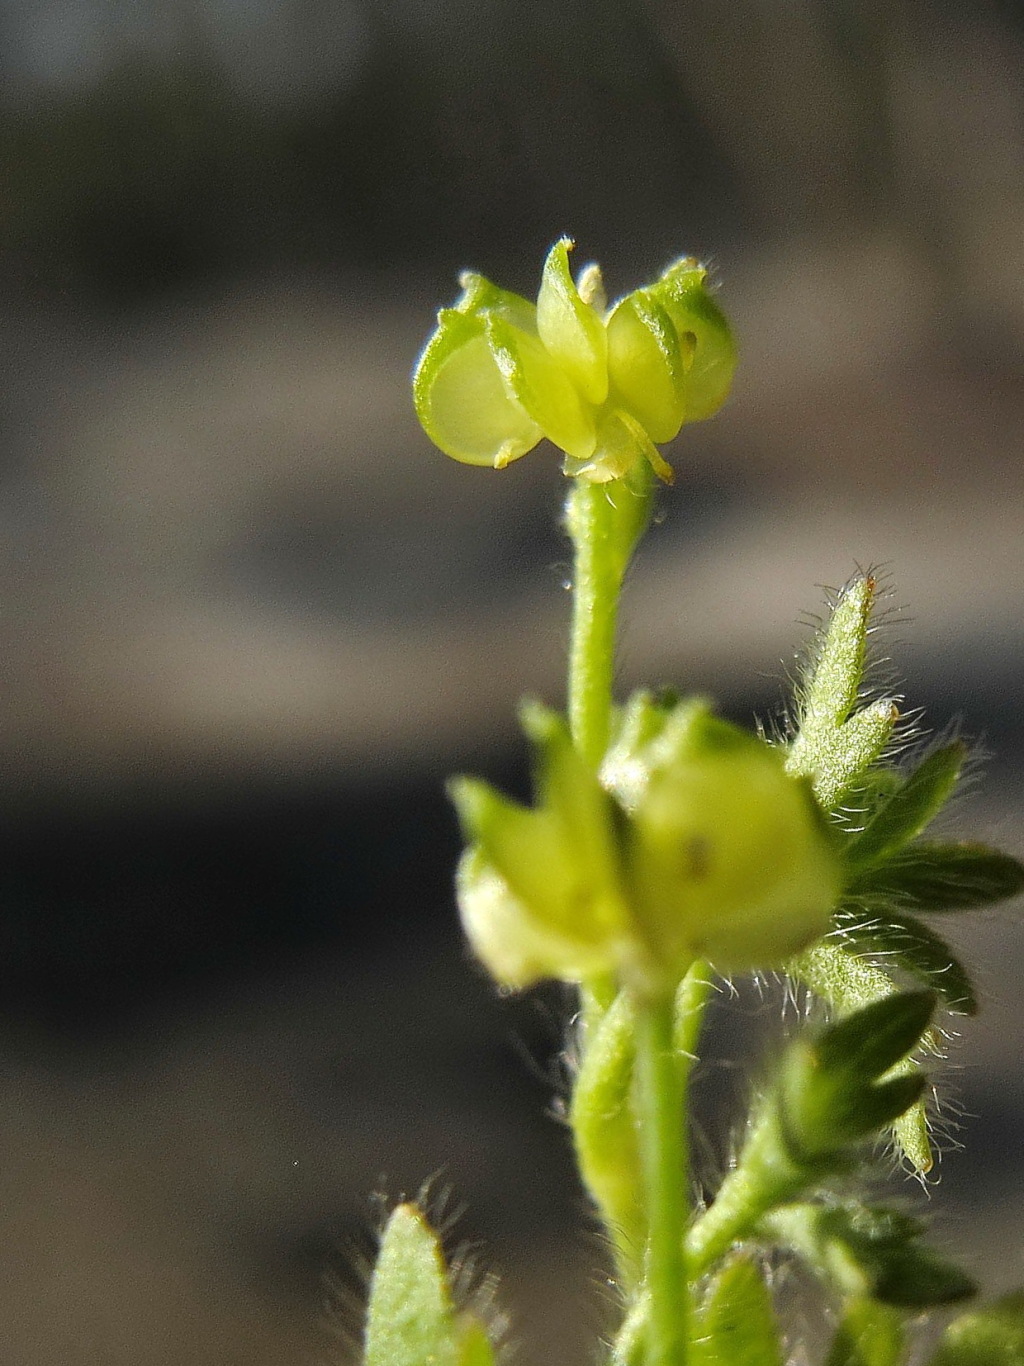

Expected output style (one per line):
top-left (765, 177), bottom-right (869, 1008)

top-left (0, 1), bottom-right (1023, 1361)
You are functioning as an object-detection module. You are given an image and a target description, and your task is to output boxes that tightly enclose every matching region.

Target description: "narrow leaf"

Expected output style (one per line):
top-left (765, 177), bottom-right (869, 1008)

top-left (365, 1203), bottom-right (460, 1366)
top-left (815, 990), bottom-right (935, 1080)
top-left (835, 909), bottom-right (978, 1015)
top-left (849, 744), bottom-right (966, 867)
top-left (849, 843), bottom-right (1024, 912)
top-left (788, 941), bottom-right (934, 1173)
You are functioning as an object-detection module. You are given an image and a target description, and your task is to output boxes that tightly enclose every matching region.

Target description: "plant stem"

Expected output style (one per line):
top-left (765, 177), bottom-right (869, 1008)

top-left (564, 467), bottom-right (653, 771)
top-left (565, 479), bottom-right (627, 769)
top-left (635, 988), bottom-right (689, 1366)
top-left (564, 471), bottom-right (654, 1039)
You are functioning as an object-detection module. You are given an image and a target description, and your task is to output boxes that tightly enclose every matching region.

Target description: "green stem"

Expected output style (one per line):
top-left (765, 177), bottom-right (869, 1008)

top-left (635, 989), bottom-right (689, 1366)
top-left (565, 470), bottom-right (653, 1042)
top-left (564, 468), bottom-right (653, 770)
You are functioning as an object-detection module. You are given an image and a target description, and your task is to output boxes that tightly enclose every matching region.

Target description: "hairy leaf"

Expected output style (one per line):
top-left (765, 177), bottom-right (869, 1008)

top-left (849, 843), bottom-right (1024, 912)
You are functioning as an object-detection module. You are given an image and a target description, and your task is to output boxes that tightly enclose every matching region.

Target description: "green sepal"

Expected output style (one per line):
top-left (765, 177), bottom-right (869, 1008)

top-left (824, 1299), bottom-right (904, 1366)
top-left (364, 1203), bottom-right (461, 1366)
top-left (848, 842), bottom-right (1024, 912)
top-left (766, 1201), bottom-right (976, 1308)
top-left (834, 908), bottom-right (978, 1015)
top-left (779, 991), bottom-right (934, 1161)
top-left (691, 1255), bottom-right (783, 1366)
top-left (413, 308), bottom-right (543, 468)
top-left (930, 1292), bottom-right (1024, 1366)
top-left (569, 989), bottom-right (645, 1283)
top-left (536, 237), bottom-right (608, 405)
top-left (788, 940), bottom-right (934, 1173)
top-left (487, 313), bottom-right (597, 460)
top-left (606, 288), bottom-right (688, 442)
top-left (847, 744), bottom-right (966, 868)
top-left (647, 258), bottom-right (737, 422)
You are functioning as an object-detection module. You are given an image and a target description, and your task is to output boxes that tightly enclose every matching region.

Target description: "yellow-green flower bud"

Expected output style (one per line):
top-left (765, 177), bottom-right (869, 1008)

top-left (413, 240), bottom-right (736, 484)
top-left (619, 702), bottom-right (841, 981)
top-left (449, 703), bottom-right (631, 988)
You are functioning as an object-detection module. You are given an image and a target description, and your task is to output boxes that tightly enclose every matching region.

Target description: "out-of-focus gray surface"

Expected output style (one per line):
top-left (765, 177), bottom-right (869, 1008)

top-left (0, 2), bottom-right (1023, 1363)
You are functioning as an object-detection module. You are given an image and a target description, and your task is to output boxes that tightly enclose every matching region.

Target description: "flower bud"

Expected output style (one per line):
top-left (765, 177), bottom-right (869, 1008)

top-left (449, 703), bottom-right (630, 988)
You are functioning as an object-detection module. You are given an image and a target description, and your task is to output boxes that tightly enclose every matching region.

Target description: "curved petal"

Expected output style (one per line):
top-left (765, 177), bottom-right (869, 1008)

top-left (648, 260), bottom-right (737, 422)
top-left (487, 314), bottom-right (597, 461)
top-left (606, 289), bottom-right (688, 442)
top-left (536, 237), bottom-right (609, 405)
top-left (413, 308), bottom-right (543, 467)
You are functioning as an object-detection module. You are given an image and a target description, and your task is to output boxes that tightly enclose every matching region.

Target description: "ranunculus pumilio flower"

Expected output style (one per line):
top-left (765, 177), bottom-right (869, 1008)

top-left (449, 697), bottom-right (841, 995)
top-left (413, 239), bottom-right (736, 485)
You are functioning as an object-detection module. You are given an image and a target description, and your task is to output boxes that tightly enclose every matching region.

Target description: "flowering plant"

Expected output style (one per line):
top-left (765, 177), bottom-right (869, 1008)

top-left (360, 244), bottom-right (1024, 1366)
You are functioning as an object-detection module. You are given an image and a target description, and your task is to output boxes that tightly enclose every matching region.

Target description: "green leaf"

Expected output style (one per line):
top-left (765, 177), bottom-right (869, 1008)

top-left (786, 576), bottom-right (901, 812)
top-left (848, 843), bottom-right (1024, 912)
top-left (825, 1299), bottom-right (904, 1366)
top-left (815, 989), bottom-right (935, 1079)
top-left (691, 1255), bottom-right (783, 1366)
top-left (788, 940), bottom-right (934, 1174)
top-left (931, 1292), bottom-right (1024, 1366)
top-left (779, 991), bottom-right (934, 1161)
top-left (835, 909), bottom-right (978, 1015)
top-left (848, 744), bottom-right (966, 867)
top-left (365, 1203), bottom-right (461, 1366)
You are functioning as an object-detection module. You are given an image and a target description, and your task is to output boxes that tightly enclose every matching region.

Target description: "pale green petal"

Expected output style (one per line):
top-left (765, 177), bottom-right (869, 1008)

top-left (455, 848), bottom-right (616, 988)
top-left (536, 237), bottom-right (609, 405)
top-left (413, 309), bottom-right (543, 467)
top-left (487, 314), bottom-right (597, 460)
top-left (606, 289), bottom-right (688, 442)
top-left (649, 260), bottom-right (737, 422)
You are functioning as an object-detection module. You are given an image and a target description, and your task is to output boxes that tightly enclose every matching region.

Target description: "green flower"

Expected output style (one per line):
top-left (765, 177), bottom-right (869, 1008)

top-left (450, 697), bottom-right (841, 995)
top-left (413, 239), bottom-right (736, 484)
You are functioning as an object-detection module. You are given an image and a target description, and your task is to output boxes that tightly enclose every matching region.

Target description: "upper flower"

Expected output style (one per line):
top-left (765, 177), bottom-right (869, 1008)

top-left (413, 239), bottom-right (736, 484)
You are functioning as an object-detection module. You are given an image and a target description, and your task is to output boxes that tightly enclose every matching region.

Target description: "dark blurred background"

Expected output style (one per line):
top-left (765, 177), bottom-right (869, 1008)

top-left (0, 2), bottom-right (1023, 1362)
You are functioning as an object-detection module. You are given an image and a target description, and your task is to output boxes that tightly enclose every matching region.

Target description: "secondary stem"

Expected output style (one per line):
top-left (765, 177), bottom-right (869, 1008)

top-left (635, 989), bottom-right (689, 1366)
